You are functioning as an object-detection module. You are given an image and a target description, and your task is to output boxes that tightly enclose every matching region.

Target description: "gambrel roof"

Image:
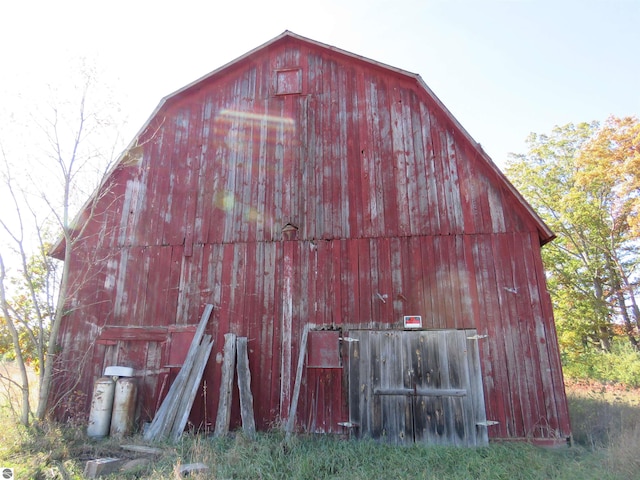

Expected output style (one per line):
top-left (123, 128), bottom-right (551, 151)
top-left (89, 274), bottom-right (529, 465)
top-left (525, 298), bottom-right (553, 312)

top-left (52, 30), bottom-right (553, 259)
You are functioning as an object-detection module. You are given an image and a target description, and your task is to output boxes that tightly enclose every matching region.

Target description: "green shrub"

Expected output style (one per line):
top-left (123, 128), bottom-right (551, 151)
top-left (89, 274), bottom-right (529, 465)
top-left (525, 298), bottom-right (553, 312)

top-left (562, 339), bottom-right (640, 386)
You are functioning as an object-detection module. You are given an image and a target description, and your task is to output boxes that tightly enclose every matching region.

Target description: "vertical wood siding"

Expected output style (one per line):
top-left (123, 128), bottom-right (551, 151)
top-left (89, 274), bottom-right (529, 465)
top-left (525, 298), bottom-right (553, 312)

top-left (82, 42), bottom-right (541, 251)
top-left (347, 329), bottom-right (488, 446)
top-left (52, 36), bottom-right (570, 441)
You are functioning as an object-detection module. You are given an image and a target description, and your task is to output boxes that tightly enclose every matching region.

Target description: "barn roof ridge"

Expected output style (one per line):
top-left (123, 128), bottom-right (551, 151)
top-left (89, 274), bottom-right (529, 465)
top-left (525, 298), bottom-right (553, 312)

top-left (165, 30), bottom-right (425, 99)
top-left (50, 31), bottom-right (553, 259)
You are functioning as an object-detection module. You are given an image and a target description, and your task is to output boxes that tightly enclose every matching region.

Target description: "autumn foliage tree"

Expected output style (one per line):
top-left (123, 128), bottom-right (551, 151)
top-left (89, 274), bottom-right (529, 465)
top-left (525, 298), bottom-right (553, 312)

top-left (506, 116), bottom-right (640, 384)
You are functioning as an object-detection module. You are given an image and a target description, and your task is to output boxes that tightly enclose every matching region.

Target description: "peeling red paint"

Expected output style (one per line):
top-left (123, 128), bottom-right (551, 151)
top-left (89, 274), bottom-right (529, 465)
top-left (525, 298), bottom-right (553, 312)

top-left (50, 32), bottom-right (569, 442)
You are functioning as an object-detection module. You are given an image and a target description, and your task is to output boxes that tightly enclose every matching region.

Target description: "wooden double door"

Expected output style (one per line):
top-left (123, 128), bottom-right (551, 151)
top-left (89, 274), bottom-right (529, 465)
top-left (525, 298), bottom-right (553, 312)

top-left (346, 329), bottom-right (488, 446)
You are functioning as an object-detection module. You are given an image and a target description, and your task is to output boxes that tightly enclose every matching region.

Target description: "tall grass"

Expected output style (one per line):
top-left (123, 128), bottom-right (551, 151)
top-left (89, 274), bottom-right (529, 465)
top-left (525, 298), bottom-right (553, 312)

top-left (0, 375), bottom-right (638, 479)
top-left (566, 380), bottom-right (640, 479)
top-left (567, 380), bottom-right (640, 447)
top-left (0, 425), bottom-right (632, 479)
top-left (0, 361), bottom-right (38, 422)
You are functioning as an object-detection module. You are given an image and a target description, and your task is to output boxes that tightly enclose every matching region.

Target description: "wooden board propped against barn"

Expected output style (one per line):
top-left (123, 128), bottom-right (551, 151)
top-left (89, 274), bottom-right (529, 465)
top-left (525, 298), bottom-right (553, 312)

top-left (236, 337), bottom-right (256, 439)
top-left (214, 334), bottom-right (257, 438)
top-left (214, 333), bottom-right (237, 436)
top-left (144, 304), bottom-right (214, 442)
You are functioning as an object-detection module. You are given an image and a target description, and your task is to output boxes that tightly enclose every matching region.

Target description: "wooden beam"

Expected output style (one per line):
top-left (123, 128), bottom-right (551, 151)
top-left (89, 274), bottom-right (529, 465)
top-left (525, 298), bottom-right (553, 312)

top-left (285, 324), bottom-right (311, 439)
top-left (120, 445), bottom-right (164, 455)
top-left (279, 247), bottom-right (294, 419)
top-left (143, 304), bottom-right (213, 441)
top-left (214, 333), bottom-right (237, 437)
top-left (169, 335), bottom-right (214, 442)
top-left (98, 326), bottom-right (168, 342)
top-left (373, 387), bottom-right (467, 397)
top-left (236, 337), bottom-right (256, 439)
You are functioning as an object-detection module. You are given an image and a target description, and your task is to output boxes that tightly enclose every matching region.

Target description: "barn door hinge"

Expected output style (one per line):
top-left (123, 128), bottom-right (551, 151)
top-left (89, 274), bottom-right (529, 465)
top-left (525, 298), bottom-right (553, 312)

top-left (342, 337), bottom-right (360, 343)
top-left (476, 420), bottom-right (499, 427)
top-left (467, 334), bottom-right (488, 340)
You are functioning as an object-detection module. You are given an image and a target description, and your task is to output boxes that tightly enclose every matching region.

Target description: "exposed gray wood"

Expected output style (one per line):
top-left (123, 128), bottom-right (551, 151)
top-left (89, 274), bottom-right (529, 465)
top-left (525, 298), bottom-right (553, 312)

top-left (441, 330), bottom-right (461, 444)
top-left (466, 329), bottom-right (490, 445)
top-left (144, 304), bottom-right (213, 441)
top-left (285, 323), bottom-right (311, 439)
top-left (374, 387), bottom-right (467, 397)
top-left (361, 329), bottom-right (373, 436)
top-left (120, 445), bottom-right (164, 455)
top-left (346, 336), bottom-right (361, 436)
top-left (375, 331), bottom-right (406, 445)
top-left (84, 458), bottom-right (125, 478)
top-left (348, 329), bottom-right (487, 446)
top-left (170, 335), bottom-right (214, 442)
top-left (214, 333), bottom-right (237, 437)
top-left (279, 246), bottom-right (294, 419)
top-left (236, 337), bottom-right (256, 439)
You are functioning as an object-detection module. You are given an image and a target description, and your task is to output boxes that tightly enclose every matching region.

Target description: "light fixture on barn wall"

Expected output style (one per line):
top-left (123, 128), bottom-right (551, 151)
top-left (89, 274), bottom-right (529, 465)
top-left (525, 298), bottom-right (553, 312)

top-left (282, 223), bottom-right (299, 241)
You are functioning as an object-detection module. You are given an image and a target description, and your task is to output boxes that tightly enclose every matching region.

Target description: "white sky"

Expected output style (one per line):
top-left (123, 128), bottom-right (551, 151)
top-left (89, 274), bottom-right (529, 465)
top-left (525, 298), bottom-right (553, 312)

top-left (1, 0), bottom-right (639, 168)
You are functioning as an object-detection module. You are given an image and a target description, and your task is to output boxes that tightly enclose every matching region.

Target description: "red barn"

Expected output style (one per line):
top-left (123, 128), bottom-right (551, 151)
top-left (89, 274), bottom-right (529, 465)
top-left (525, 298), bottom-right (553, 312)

top-left (51, 31), bottom-right (571, 446)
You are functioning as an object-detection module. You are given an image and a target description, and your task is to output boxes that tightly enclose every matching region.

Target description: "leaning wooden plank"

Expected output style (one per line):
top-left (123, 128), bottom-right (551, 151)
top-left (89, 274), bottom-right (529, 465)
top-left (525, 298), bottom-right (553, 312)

top-left (120, 444), bottom-right (165, 455)
top-left (156, 339), bottom-right (208, 443)
top-left (144, 304), bottom-right (214, 441)
top-left (147, 305), bottom-right (213, 440)
top-left (236, 337), bottom-right (256, 439)
top-left (213, 333), bottom-right (237, 437)
top-left (285, 324), bottom-right (311, 439)
top-left (169, 335), bottom-right (214, 442)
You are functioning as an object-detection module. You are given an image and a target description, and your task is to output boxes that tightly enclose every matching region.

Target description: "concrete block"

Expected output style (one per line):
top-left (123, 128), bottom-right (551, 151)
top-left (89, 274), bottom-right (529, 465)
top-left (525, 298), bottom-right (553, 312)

top-left (84, 457), bottom-right (125, 478)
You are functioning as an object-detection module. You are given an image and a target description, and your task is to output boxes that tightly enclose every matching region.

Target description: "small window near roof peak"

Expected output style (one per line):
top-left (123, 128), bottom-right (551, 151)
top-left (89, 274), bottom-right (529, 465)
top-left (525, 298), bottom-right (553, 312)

top-left (275, 68), bottom-right (302, 95)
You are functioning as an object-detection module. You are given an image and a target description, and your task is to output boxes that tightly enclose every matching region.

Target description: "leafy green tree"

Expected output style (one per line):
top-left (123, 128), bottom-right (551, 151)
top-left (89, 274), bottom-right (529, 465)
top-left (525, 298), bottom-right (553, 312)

top-left (506, 117), bottom-right (640, 368)
top-left (1, 244), bottom-right (55, 369)
top-left (578, 117), bottom-right (640, 347)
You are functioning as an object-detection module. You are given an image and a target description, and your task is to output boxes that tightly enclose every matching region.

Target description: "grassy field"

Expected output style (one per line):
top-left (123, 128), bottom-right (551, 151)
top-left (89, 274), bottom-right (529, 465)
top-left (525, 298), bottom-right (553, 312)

top-left (1, 369), bottom-right (639, 479)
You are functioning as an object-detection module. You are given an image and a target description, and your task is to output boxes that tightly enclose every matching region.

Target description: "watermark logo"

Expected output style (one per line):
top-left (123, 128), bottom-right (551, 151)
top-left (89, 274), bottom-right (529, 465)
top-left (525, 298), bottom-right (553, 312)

top-left (1, 468), bottom-right (13, 479)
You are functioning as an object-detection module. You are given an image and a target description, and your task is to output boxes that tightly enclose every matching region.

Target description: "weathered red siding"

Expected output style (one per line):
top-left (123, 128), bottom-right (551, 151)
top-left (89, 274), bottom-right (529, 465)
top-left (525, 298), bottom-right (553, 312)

top-left (51, 32), bottom-right (570, 443)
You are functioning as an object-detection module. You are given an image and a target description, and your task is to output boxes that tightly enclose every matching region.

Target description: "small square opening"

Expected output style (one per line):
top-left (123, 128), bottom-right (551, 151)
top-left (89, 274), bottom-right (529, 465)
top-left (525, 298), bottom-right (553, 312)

top-left (307, 330), bottom-right (341, 368)
top-left (275, 68), bottom-right (302, 95)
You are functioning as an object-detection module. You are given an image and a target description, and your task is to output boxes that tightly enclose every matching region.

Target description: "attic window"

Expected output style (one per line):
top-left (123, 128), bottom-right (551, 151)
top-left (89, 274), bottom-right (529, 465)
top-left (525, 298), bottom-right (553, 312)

top-left (275, 68), bottom-right (302, 95)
